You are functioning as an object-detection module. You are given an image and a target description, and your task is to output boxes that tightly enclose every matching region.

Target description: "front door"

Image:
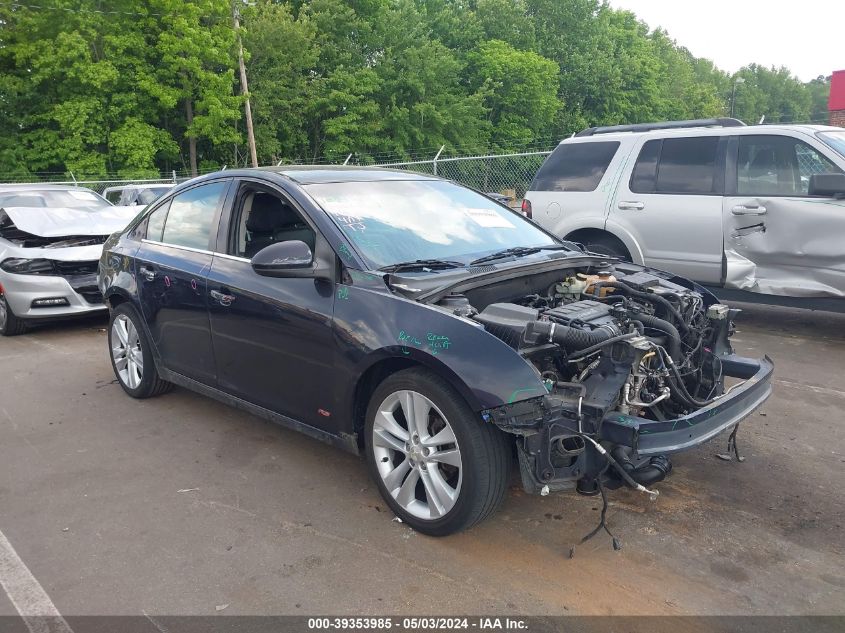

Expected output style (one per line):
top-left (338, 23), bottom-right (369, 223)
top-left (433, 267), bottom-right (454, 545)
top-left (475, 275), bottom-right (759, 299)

top-left (207, 180), bottom-right (337, 430)
top-left (135, 180), bottom-right (231, 383)
top-left (723, 134), bottom-right (845, 296)
top-left (609, 135), bottom-right (726, 284)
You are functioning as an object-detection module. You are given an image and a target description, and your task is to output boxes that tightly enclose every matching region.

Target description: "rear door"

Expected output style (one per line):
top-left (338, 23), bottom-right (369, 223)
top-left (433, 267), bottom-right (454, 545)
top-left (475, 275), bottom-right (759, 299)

top-left (723, 133), bottom-right (845, 296)
top-left (527, 140), bottom-right (623, 236)
top-left (609, 135), bottom-right (726, 283)
top-left (135, 179), bottom-right (231, 384)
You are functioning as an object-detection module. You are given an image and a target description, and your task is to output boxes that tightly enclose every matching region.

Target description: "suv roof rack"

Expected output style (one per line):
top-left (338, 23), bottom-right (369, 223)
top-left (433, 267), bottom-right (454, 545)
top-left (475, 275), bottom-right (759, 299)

top-left (574, 117), bottom-right (745, 137)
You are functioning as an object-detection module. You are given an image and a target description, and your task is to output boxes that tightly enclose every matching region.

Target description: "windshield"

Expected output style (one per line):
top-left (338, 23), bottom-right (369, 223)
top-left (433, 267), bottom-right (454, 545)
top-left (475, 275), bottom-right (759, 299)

top-left (0, 188), bottom-right (111, 210)
top-left (305, 179), bottom-right (560, 269)
top-left (819, 131), bottom-right (845, 159)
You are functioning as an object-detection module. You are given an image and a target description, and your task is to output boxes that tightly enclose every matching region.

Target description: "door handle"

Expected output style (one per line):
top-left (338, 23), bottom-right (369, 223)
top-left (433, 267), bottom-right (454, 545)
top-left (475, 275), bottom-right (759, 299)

top-left (210, 289), bottom-right (236, 307)
top-left (731, 205), bottom-right (767, 216)
top-left (618, 201), bottom-right (645, 210)
top-left (138, 265), bottom-right (156, 282)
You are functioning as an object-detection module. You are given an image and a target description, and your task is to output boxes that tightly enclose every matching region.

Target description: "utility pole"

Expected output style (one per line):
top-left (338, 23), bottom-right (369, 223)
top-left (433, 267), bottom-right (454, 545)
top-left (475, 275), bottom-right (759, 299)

top-left (233, 1), bottom-right (258, 168)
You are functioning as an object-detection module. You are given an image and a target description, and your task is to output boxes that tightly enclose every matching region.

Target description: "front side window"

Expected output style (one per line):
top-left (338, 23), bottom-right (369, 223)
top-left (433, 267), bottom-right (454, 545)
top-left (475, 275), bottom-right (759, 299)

top-left (530, 141), bottom-right (620, 192)
top-left (737, 135), bottom-right (842, 196)
top-left (655, 137), bottom-right (720, 194)
top-left (147, 182), bottom-right (226, 249)
top-left (230, 186), bottom-right (316, 259)
top-left (819, 131), bottom-right (845, 159)
top-left (306, 179), bottom-right (559, 269)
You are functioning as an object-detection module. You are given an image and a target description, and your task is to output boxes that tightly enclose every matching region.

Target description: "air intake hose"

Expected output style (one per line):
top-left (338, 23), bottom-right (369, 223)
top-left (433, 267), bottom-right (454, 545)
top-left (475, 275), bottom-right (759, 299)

top-left (524, 319), bottom-right (614, 351)
top-left (633, 313), bottom-right (682, 362)
top-left (592, 281), bottom-right (690, 334)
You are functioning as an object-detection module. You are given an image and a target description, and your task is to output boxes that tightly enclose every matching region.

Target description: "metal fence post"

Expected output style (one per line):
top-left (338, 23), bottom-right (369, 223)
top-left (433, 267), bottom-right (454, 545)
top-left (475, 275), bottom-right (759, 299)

top-left (432, 146), bottom-right (445, 176)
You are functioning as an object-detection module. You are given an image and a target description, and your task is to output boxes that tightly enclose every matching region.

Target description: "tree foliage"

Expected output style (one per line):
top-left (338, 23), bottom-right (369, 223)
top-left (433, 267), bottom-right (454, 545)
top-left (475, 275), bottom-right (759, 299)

top-left (0, 0), bottom-right (833, 178)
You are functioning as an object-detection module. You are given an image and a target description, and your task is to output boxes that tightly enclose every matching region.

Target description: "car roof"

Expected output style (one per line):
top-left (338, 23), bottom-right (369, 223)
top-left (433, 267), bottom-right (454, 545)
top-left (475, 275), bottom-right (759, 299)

top-left (257, 165), bottom-right (438, 184)
top-left (560, 124), bottom-right (843, 143)
top-left (0, 184), bottom-right (97, 193)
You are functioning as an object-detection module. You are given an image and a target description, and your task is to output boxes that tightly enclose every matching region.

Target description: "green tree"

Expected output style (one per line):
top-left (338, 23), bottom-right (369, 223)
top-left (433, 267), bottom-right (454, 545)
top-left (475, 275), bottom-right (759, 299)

top-left (468, 39), bottom-right (559, 149)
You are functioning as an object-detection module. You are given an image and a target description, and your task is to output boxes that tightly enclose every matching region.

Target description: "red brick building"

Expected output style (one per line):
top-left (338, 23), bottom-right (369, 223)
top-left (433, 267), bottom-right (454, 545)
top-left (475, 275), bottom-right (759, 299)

top-left (830, 70), bottom-right (845, 127)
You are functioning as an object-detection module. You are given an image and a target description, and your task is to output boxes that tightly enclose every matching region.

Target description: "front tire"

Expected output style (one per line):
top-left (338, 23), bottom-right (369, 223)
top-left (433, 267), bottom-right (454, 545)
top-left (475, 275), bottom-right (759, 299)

top-left (365, 368), bottom-right (511, 536)
top-left (0, 294), bottom-right (27, 336)
top-left (108, 304), bottom-right (172, 398)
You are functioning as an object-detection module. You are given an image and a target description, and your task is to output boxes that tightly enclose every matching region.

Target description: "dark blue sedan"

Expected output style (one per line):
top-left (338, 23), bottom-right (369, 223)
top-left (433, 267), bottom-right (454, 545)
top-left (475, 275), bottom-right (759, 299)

top-left (99, 167), bottom-right (772, 536)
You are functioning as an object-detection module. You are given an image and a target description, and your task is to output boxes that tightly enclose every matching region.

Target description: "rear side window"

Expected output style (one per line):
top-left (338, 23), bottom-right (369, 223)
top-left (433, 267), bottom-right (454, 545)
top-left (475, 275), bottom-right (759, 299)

top-left (631, 137), bottom-right (720, 195)
top-left (160, 182), bottom-right (227, 250)
top-left (531, 141), bottom-right (619, 192)
top-left (657, 137), bottom-right (719, 194)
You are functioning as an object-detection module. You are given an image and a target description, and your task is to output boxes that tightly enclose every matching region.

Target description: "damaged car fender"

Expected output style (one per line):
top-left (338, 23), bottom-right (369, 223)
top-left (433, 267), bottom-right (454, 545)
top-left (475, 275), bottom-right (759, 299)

top-left (332, 276), bottom-right (548, 437)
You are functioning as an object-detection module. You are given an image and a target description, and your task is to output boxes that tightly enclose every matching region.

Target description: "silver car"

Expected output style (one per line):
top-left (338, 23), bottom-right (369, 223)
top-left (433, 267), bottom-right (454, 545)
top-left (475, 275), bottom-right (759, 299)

top-left (0, 185), bottom-right (137, 335)
top-left (526, 120), bottom-right (845, 299)
top-left (102, 183), bottom-right (174, 206)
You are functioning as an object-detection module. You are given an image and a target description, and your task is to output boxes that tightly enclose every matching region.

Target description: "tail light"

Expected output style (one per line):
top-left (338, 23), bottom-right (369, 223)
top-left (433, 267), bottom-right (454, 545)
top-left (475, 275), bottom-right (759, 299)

top-left (521, 198), bottom-right (532, 219)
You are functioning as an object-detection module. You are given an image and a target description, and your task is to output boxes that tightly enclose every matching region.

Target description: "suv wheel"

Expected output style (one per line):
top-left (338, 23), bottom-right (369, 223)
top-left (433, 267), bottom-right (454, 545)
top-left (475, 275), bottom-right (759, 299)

top-left (108, 304), bottom-right (172, 398)
top-left (365, 368), bottom-right (511, 536)
top-left (0, 294), bottom-right (27, 336)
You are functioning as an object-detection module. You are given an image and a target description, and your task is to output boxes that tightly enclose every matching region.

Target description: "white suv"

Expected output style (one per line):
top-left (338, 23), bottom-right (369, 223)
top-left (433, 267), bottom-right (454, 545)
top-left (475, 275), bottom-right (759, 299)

top-left (525, 119), bottom-right (845, 298)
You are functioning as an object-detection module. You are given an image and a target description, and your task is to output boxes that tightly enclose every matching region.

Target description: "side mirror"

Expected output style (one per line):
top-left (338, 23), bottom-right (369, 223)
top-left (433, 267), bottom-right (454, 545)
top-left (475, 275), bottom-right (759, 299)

top-left (808, 173), bottom-right (845, 198)
top-left (251, 240), bottom-right (332, 280)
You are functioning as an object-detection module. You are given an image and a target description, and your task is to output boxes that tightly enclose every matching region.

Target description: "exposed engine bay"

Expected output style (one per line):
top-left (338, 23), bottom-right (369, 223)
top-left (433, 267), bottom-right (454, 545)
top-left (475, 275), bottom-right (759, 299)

top-left (428, 262), bottom-right (748, 500)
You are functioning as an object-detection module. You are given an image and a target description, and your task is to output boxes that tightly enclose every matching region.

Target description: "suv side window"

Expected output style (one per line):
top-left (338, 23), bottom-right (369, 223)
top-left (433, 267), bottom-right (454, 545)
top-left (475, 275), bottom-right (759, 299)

top-left (630, 137), bottom-right (720, 194)
top-left (656, 137), bottom-right (720, 194)
top-left (531, 141), bottom-right (620, 192)
top-left (737, 135), bottom-right (842, 196)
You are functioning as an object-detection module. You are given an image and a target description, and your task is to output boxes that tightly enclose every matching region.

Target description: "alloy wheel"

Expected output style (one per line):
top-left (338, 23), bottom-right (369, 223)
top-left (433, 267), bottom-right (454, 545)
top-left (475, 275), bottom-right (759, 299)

top-left (372, 390), bottom-right (463, 520)
top-left (111, 314), bottom-right (144, 390)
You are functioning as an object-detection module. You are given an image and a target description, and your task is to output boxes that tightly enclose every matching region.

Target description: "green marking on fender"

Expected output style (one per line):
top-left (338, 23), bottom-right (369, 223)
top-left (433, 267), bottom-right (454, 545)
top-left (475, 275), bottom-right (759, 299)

top-left (507, 387), bottom-right (539, 404)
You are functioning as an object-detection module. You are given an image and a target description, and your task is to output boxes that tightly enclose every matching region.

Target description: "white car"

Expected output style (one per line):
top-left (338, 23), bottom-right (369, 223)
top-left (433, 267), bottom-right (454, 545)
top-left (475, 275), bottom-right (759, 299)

top-left (0, 185), bottom-right (137, 335)
top-left (525, 119), bottom-right (845, 298)
top-left (102, 183), bottom-right (175, 206)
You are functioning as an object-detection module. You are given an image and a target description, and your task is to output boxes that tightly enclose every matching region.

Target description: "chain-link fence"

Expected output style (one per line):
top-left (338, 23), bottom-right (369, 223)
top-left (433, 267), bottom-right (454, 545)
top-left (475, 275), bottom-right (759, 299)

top-left (370, 150), bottom-right (551, 204)
top-left (0, 150), bottom-right (553, 202)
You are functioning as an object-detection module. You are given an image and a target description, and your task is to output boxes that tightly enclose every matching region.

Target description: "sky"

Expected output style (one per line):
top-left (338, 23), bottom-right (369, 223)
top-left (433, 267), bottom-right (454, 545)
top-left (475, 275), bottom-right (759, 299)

top-left (609, 0), bottom-right (845, 82)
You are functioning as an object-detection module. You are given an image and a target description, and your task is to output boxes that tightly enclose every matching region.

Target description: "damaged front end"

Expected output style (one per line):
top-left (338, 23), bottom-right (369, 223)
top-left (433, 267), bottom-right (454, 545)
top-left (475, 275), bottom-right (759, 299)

top-left (466, 267), bottom-right (773, 497)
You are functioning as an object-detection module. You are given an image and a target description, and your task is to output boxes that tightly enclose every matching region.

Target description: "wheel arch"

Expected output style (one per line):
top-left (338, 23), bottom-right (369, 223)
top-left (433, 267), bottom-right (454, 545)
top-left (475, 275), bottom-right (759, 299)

top-left (566, 225), bottom-right (644, 265)
top-left (350, 351), bottom-right (483, 453)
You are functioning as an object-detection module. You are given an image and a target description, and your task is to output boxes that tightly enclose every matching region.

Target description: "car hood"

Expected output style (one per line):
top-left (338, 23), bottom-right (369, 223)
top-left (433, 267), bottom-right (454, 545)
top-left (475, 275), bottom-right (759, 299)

top-left (0, 205), bottom-right (137, 237)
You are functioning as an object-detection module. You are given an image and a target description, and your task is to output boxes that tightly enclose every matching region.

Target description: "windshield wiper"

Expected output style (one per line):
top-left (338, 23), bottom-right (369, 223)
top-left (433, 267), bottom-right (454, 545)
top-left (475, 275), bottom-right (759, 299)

top-left (378, 259), bottom-right (465, 273)
top-left (469, 245), bottom-right (569, 266)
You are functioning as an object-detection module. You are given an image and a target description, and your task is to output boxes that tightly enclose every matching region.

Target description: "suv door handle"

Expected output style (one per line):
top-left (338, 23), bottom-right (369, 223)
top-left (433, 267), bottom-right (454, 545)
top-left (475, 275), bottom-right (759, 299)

top-left (618, 201), bottom-right (645, 210)
top-left (138, 265), bottom-right (156, 282)
top-left (210, 289), bottom-right (236, 307)
top-left (732, 205), bottom-right (767, 216)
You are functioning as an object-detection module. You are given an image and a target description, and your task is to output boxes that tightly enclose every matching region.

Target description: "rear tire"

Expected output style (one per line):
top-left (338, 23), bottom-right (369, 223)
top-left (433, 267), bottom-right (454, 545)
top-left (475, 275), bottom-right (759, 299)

top-left (0, 294), bottom-right (27, 336)
top-left (583, 235), bottom-right (631, 261)
top-left (108, 303), bottom-right (172, 398)
top-left (365, 368), bottom-right (511, 536)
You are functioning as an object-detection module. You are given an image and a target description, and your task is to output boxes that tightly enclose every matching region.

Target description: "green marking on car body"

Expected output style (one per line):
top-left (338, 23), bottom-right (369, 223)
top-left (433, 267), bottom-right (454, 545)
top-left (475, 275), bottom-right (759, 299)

top-left (337, 286), bottom-right (349, 300)
top-left (507, 387), bottom-right (539, 404)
